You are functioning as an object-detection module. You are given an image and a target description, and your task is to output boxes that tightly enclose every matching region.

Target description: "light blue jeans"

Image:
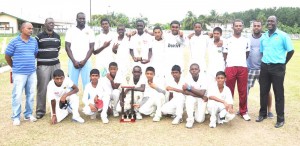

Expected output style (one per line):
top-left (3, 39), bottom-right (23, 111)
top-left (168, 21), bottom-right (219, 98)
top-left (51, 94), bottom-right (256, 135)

top-left (11, 72), bottom-right (37, 120)
top-left (68, 60), bottom-right (91, 90)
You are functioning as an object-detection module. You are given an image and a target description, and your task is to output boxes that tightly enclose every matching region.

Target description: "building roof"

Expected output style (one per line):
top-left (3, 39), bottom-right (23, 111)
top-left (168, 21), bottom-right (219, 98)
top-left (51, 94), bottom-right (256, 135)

top-left (0, 11), bottom-right (44, 25)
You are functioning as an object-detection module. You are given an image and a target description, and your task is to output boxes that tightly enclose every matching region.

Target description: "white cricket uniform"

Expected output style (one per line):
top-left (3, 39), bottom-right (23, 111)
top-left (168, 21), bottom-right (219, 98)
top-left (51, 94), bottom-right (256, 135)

top-left (47, 77), bottom-right (80, 122)
top-left (94, 31), bottom-right (118, 76)
top-left (185, 73), bottom-right (208, 123)
top-left (82, 80), bottom-right (110, 118)
top-left (207, 39), bottom-right (225, 85)
top-left (164, 33), bottom-right (186, 77)
top-left (112, 36), bottom-right (131, 78)
top-left (139, 77), bottom-right (166, 118)
top-left (100, 72), bottom-right (122, 116)
top-left (161, 77), bottom-right (185, 118)
top-left (129, 32), bottom-right (153, 71)
top-left (189, 34), bottom-right (209, 72)
top-left (207, 84), bottom-right (234, 124)
top-left (116, 75), bottom-right (146, 112)
top-left (150, 38), bottom-right (166, 78)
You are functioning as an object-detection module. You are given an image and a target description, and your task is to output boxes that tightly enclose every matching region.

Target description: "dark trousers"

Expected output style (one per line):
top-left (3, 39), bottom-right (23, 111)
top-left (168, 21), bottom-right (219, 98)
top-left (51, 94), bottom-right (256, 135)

top-left (259, 62), bottom-right (285, 122)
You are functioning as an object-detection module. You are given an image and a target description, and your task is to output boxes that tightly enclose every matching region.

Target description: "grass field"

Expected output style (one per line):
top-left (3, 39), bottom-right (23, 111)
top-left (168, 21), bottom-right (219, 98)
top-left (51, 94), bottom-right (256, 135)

top-left (0, 38), bottom-right (299, 146)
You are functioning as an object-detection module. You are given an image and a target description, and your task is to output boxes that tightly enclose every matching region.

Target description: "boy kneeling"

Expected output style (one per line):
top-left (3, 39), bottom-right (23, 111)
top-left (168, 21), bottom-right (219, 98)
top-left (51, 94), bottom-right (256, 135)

top-left (207, 71), bottom-right (235, 128)
top-left (47, 69), bottom-right (84, 124)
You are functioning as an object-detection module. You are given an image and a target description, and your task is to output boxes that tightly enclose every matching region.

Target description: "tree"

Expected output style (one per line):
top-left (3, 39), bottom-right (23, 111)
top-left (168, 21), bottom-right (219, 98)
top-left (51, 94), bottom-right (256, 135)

top-left (182, 11), bottom-right (197, 30)
top-left (197, 15), bottom-right (209, 30)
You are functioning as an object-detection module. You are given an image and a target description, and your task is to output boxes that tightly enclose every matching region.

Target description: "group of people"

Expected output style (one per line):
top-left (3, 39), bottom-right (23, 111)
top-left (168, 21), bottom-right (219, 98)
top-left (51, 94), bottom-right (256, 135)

top-left (5, 12), bottom-right (294, 129)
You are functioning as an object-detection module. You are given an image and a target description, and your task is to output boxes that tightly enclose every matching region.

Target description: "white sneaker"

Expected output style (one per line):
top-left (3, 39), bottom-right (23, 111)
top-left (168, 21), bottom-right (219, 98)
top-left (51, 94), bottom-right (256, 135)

top-left (102, 117), bottom-right (109, 124)
top-left (242, 114), bottom-right (251, 121)
top-left (13, 119), bottom-right (20, 126)
top-left (224, 113), bottom-right (235, 122)
top-left (136, 112), bottom-right (142, 120)
top-left (72, 117), bottom-right (85, 123)
top-left (186, 118), bottom-right (194, 128)
top-left (209, 121), bottom-right (216, 128)
top-left (113, 110), bottom-right (119, 117)
top-left (172, 117), bottom-right (182, 125)
top-left (150, 112), bottom-right (155, 117)
top-left (90, 114), bottom-right (97, 120)
top-left (24, 115), bottom-right (37, 122)
top-left (153, 116), bottom-right (161, 122)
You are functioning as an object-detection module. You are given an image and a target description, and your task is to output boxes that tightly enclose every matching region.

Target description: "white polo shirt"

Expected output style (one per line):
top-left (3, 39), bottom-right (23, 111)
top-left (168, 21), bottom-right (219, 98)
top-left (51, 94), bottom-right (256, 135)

top-left (47, 77), bottom-right (74, 102)
top-left (129, 32), bottom-right (153, 59)
top-left (151, 38), bottom-right (166, 77)
top-left (164, 33), bottom-right (186, 69)
top-left (207, 39), bottom-right (225, 73)
top-left (223, 36), bottom-right (250, 67)
top-left (189, 34), bottom-right (209, 71)
top-left (185, 73), bottom-right (207, 91)
top-left (121, 75), bottom-right (146, 87)
top-left (100, 72), bottom-right (123, 94)
top-left (207, 84), bottom-right (233, 105)
top-left (94, 31), bottom-right (118, 69)
top-left (112, 36), bottom-right (131, 71)
top-left (144, 77), bottom-right (165, 97)
top-left (82, 80), bottom-right (105, 106)
top-left (65, 26), bottom-right (95, 61)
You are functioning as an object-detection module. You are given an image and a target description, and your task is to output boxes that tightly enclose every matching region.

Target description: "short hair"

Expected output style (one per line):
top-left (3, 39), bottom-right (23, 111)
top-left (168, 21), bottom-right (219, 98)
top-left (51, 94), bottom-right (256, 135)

top-left (171, 65), bottom-right (181, 73)
top-left (253, 20), bottom-right (262, 26)
top-left (90, 69), bottom-right (100, 76)
top-left (232, 19), bottom-right (244, 26)
top-left (109, 62), bottom-right (118, 68)
top-left (193, 22), bottom-right (202, 26)
top-left (101, 18), bottom-right (110, 25)
top-left (45, 18), bottom-right (53, 23)
top-left (213, 27), bottom-right (222, 34)
top-left (117, 24), bottom-right (125, 28)
top-left (76, 12), bottom-right (85, 19)
top-left (146, 66), bottom-right (155, 74)
top-left (153, 26), bottom-right (162, 32)
top-left (133, 65), bottom-right (142, 71)
top-left (136, 19), bottom-right (145, 25)
top-left (53, 69), bottom-right (64, 77)
top-left (190, 63), bottom-right (199, 69)
top-left (216, 71), bottom-right (226, 77)
top-left (170, 20), bottom-right (180, 26)
top-left (20, 22), bottom-right (31, 30)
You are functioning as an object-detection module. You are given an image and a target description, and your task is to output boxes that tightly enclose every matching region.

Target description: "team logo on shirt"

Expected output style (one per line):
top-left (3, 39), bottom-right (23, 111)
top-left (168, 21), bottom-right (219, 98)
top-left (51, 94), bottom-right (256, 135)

top-left (168, 43), bottom-right (181, 48)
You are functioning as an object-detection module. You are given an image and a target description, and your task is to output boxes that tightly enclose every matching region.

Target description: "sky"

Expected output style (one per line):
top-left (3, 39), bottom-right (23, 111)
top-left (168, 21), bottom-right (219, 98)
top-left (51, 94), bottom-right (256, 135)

top-left (0, 0), bottom-right (299, 24)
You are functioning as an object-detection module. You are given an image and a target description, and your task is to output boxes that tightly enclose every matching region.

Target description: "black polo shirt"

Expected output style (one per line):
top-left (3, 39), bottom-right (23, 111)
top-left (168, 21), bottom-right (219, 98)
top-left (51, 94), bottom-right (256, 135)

top-left (35, 31), bottom-right (61, 66)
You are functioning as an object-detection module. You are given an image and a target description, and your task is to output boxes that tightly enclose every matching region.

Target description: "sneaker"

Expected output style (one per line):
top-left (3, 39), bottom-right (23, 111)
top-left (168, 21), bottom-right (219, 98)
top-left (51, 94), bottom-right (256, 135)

top-left (24, 115), bottom-right (37, 122)
top-left (172, 117), bottom-right (183, 125)
top-left (90, 114), bottom-right (97, 120)
top-left (236, 111), bottom-right (240, 115)
top-left (267, 112), bottom-right (274, 119)
top-left (153, 116), bottom-right (161, 122)
top-left (136, 112), bottom-right (143, 120)
top-left (72, 117), bottom-right (85, 123)
top-left (209, 121), bottom-right (216, 128)
top-left (242, 114), bottom-right (251, 121)
top-left (13, 119), bottom-right (20, 126)
top-left (150, 112), bottom-right (155, 117)
top-left (113, 110), bottom-right (119, 117)
top-left (224, 113), bottom-right (235, 122)
top-left (102, 117), bottom-right (109, 124)
top-left (186, 118), bottom-right (194, 128)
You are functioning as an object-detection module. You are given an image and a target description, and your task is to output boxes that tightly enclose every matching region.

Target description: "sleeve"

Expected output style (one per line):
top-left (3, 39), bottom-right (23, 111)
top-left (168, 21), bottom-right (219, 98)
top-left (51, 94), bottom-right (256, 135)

top-left (66, 77), bottom-right (75, 88)
top-left (94, 35), bottom-right (101, 50)
top-left (260, 36), bottom-right (265, 53)
top-left (222, 38), bottom-right (228, 53)
top-left (5, 39), bottom-right (15, 56)
top-left (89, 29), bottom-right (95, 43)
top-left (47, 83), bottom-right (56, 102)
top-left (34, 39), bottom-right (38, 55)
top-left (225, 87), bottom-right (233, 105)
top-left (206, 85), bottom-right (214, 98)
top-left (58, 35), bottom-right (61, 50)
top-left (114, 72), bottom-right (123, 84)
top-left (246, 38), bottom-right (250, 52)
top-left (65, 28), bottom-right (72, 43)
top-left (284, 34), bottom-right (294, 52)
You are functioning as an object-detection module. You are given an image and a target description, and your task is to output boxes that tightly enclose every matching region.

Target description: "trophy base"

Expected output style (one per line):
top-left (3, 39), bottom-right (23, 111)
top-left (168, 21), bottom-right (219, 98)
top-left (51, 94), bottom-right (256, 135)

top-left (120, 114), bottom-right (136, 123)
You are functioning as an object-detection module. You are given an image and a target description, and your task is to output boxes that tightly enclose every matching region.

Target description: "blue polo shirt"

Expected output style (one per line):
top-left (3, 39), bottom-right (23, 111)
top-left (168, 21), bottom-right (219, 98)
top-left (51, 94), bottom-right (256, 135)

top-left (5, 35), bottom-right (38, 75)
top-left (260, 29), bottom-right (294, 64)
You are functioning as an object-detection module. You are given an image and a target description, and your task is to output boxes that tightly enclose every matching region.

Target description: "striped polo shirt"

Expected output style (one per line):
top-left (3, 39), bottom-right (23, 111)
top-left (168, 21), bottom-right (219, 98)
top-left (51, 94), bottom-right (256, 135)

top-left (35, 31), bottom-right (61, 65)
top-left (5, 35), bottom-right (38, 75)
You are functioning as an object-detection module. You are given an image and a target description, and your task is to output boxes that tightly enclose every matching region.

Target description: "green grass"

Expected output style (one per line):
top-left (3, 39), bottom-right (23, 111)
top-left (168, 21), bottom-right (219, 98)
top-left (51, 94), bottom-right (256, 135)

top-left (0, 38), bottom-right (299, 145)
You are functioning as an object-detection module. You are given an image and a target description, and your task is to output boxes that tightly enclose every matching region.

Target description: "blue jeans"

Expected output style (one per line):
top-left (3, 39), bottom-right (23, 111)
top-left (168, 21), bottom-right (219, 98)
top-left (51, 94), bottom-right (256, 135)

top-left (11, 72), bottom-right (37, 120)
top-left (68, 60), bottom-right (91, 90)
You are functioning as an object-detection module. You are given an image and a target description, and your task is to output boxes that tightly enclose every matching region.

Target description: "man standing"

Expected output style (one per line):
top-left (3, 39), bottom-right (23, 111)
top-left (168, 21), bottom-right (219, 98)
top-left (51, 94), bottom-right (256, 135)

top-left (247, 20), bottom-right (273, 120)
top-left (35, 18), bottom-right (61, 119)
top-left (65, 12), bottom-right (95, 90)
top-left (256, 16), bottom-right (294, 128)
top-left (223, 19), bottom-right (250, 121)
top-left (5, 22), bottom-right (38, 126)
top-left (94, 18), bottom-right (117, 77)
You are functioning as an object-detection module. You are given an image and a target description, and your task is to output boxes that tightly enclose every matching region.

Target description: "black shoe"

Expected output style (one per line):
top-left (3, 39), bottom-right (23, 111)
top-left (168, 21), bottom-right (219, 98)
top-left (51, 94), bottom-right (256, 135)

top-left (275, 121), bottom-right (284, 128)
top-left (256, 115), bottom-right (267, 122)
top-left (36, 114), bottom-right (44, 119)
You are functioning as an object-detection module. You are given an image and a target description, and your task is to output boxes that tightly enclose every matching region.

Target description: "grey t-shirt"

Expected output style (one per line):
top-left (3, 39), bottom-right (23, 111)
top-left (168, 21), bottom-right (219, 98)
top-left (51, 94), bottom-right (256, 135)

top-left (247, 35), bottom-right (263, 70)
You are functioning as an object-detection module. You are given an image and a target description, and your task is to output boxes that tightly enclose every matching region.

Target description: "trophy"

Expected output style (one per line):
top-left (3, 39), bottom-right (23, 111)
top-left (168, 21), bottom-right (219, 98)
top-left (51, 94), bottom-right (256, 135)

top-left (120, 86), bottom-right (136, 123)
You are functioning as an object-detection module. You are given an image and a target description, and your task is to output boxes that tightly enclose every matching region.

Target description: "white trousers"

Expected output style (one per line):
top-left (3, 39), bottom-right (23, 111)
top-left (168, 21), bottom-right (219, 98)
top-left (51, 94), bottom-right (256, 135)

top-left (185, 95), bottom-right (207, 123)
top-left (161, 92), bottom-right (185, 118)
top-left (207, 100), bottom-right (230, 124)
top-left (139, 92), bottom-right (165, 118)
top-left (116, 91), bottom-right (143, 112)
top-left (50, 94), bottom-right (80, 122)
